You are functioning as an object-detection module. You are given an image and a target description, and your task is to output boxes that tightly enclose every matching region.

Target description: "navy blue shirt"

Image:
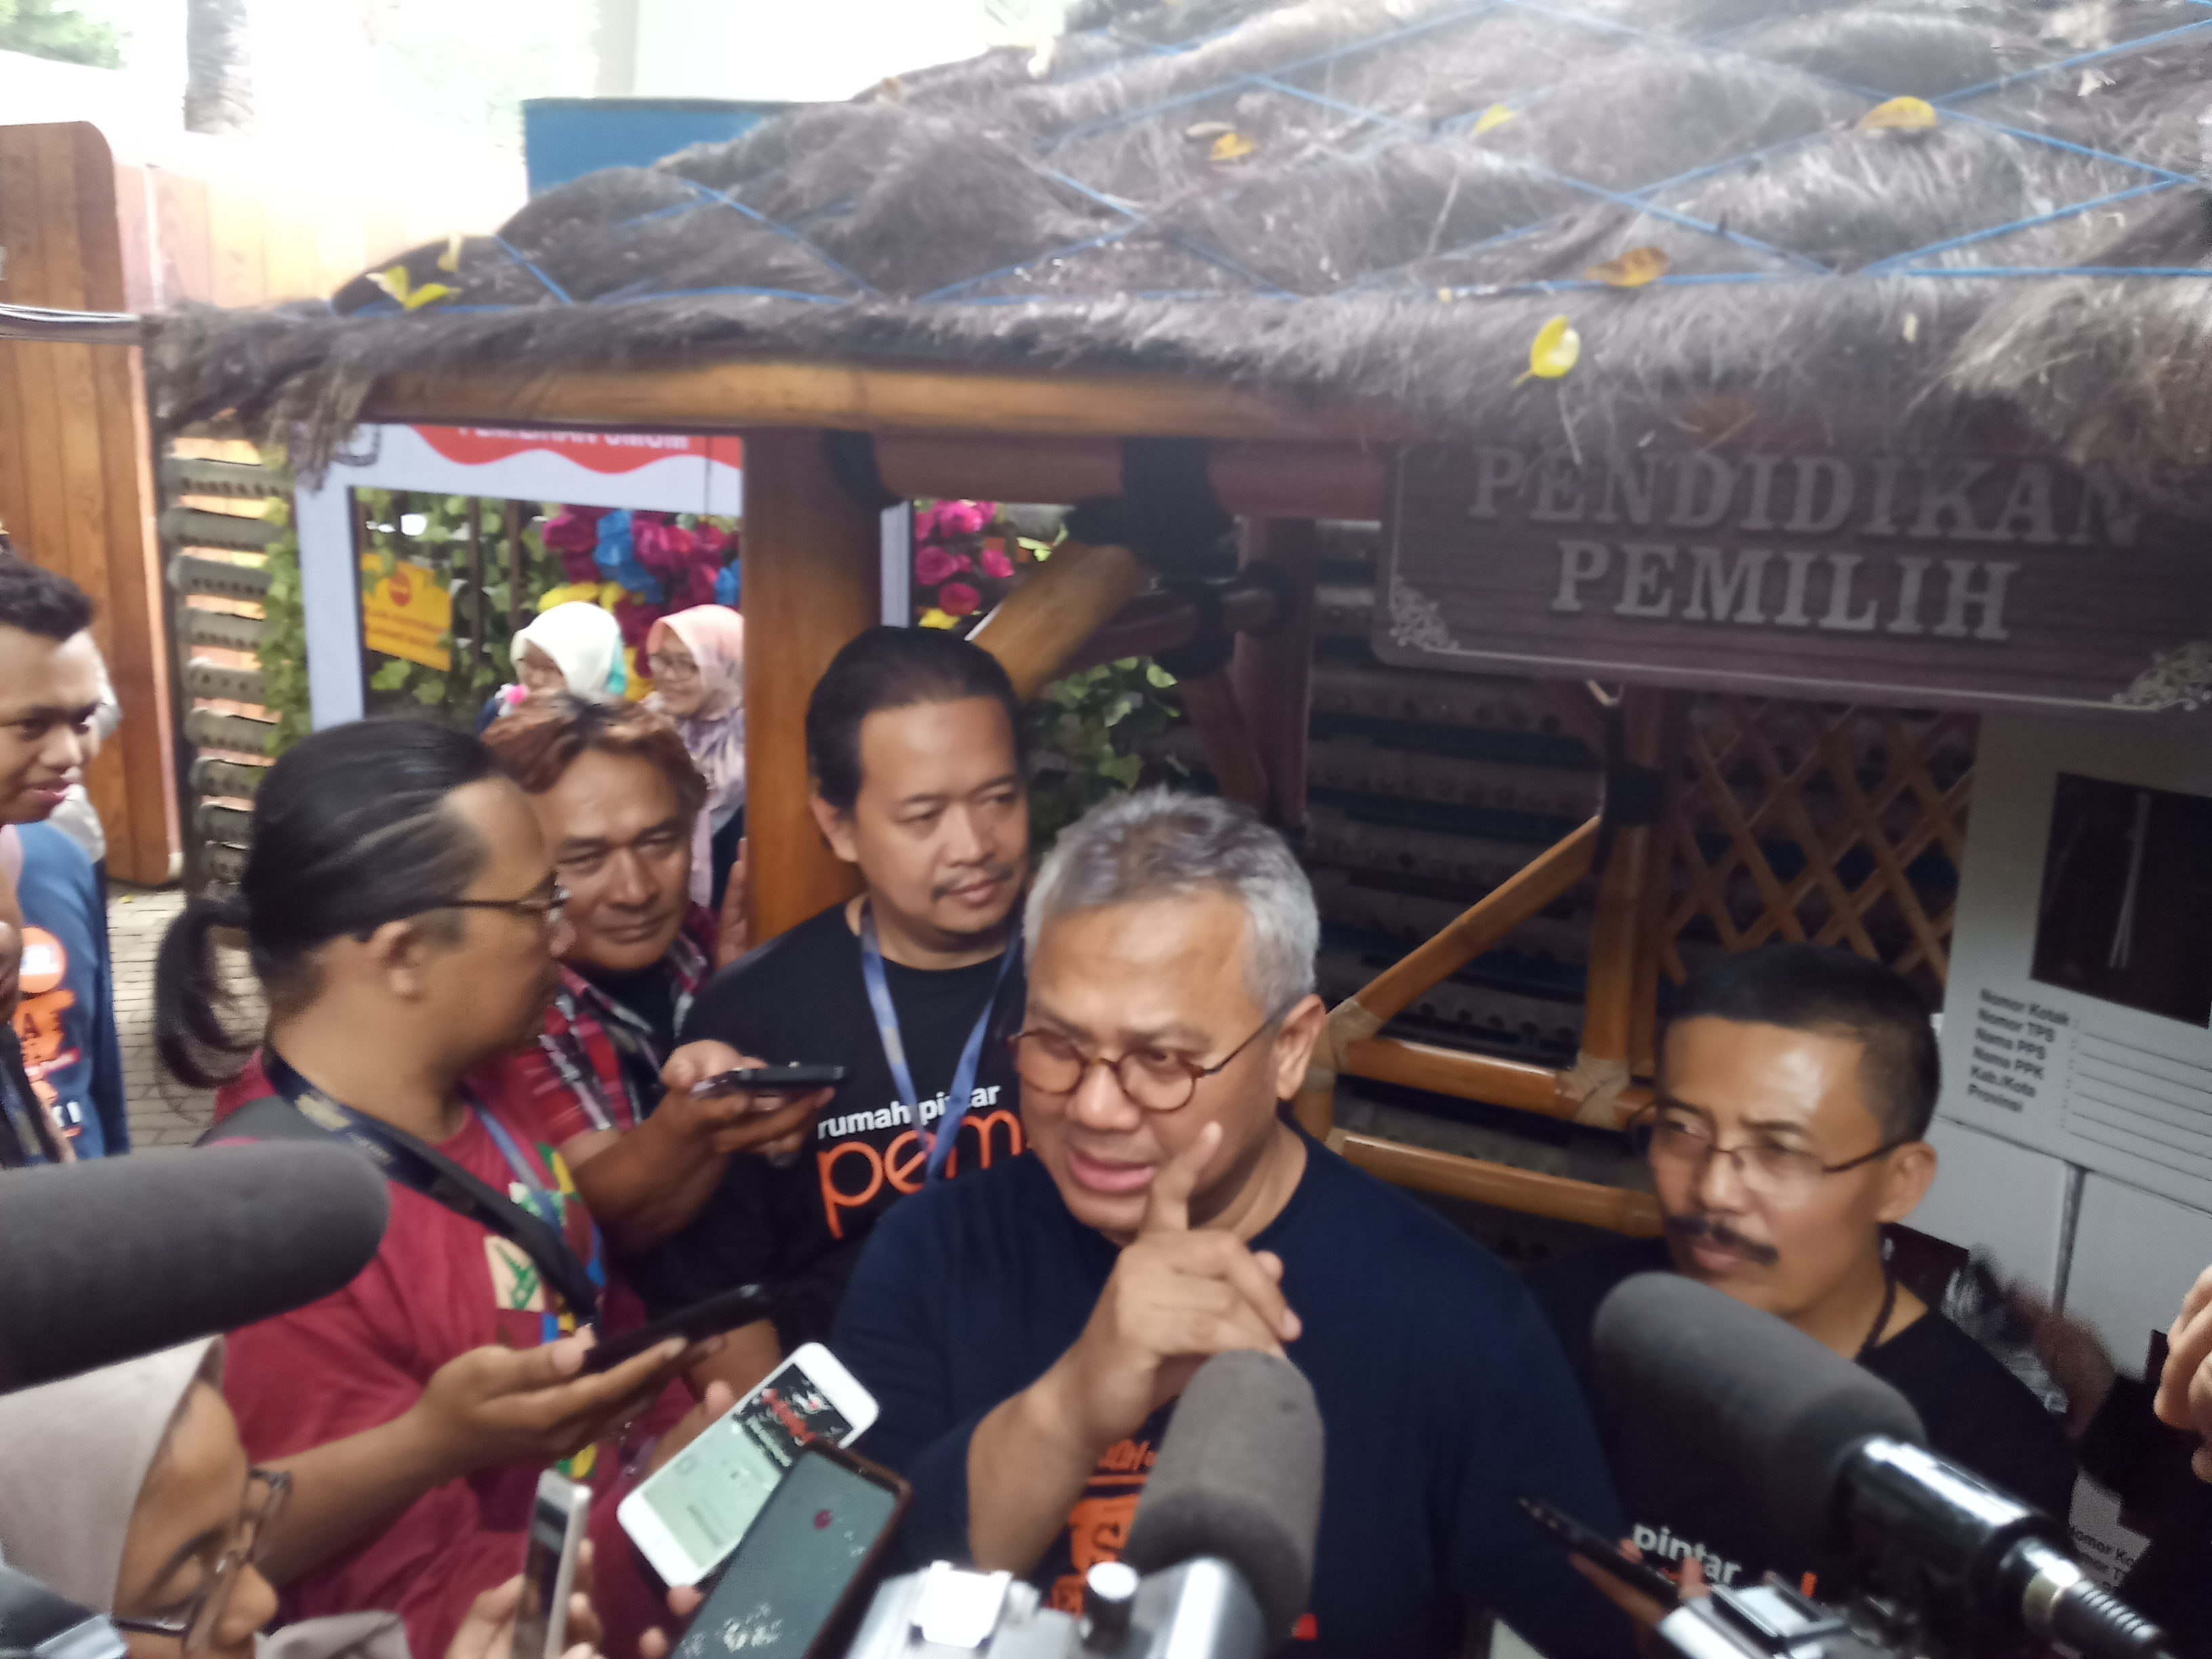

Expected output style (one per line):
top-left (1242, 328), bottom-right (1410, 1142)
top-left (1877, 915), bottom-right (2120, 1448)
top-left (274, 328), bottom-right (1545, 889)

top-left (834, 1133), bottom-right (1633, 1659)
top-left (13, 823), bottom-right (124, 1158)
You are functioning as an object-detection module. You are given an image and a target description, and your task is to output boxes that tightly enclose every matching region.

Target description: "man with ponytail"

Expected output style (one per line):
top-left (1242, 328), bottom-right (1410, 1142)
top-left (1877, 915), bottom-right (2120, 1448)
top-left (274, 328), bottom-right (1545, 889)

top-left (159, 718), bottom-right (729, 1659)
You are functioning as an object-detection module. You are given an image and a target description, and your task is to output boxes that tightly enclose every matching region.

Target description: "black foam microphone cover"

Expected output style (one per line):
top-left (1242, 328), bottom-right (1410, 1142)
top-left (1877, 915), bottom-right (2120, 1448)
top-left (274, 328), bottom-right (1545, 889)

top-left (1593, 1273), bottom-right (1927, 1565)
top-left (1122, 1351), bottom-right (1324, 1641)
top-left (0, 1144), bottom-right (390, 1392)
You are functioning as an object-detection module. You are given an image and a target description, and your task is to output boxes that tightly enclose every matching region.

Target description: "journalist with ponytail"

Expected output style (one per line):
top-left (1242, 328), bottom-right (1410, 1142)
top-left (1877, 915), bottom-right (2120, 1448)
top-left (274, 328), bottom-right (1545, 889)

top-left (163, 718), bottom-right (730, 1659)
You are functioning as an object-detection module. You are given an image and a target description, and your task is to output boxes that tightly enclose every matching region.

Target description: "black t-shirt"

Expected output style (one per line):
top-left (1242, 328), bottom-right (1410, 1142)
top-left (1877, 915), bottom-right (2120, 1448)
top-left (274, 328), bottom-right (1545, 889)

top-left (834, 1136), bottom-right (1634, 1659)
top-left (665, 902), bottom-right (1027, 1343)
top-left (1526, 1237), bottom-right (2078, 1597)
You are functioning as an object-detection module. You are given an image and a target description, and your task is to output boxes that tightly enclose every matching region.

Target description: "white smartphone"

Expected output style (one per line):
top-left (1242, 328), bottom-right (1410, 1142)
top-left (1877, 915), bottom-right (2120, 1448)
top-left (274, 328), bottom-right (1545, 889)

top-left (512, 1471), bottom-right (592, 1659)
top-left (618, 1342), bottom-right (878, 1588)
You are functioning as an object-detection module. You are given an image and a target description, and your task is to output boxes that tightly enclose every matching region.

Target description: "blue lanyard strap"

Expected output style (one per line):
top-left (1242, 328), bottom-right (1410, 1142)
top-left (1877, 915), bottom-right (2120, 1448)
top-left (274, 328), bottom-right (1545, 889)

top-left (261, 1051), bottom-right (602, 1322)
top-left (857, 903), bottom-right (1019, 1183)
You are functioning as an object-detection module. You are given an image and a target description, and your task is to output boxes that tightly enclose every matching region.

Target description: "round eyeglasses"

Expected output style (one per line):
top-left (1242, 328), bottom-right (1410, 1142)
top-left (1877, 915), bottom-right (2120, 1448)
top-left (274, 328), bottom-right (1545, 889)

top-left (113, 1469), bottom-right (289, 1655)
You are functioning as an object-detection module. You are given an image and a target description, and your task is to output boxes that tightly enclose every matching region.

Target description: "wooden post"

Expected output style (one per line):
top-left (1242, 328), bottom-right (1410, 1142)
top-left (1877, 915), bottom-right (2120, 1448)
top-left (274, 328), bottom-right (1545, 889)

top-left (0, 123), bottom-right (177, 882)
top-left (741, 429), bottom-right (878, 941)
top-left (504, 499), bottom-right (523, 634)
top-left (1231, 518), bottom-right (1319, 827)
top-left (1176, 672), bottom-right (1270, 816)
top-left (968, 539), bottom-right (1150, 699)
top-left (1568, 688), bottom-right (1667, 1123)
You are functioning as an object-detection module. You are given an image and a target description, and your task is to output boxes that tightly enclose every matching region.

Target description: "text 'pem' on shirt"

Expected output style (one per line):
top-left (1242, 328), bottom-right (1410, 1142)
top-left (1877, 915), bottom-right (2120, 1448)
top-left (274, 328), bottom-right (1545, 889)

top-left (832, 1130), bottom-right (1635, 1659)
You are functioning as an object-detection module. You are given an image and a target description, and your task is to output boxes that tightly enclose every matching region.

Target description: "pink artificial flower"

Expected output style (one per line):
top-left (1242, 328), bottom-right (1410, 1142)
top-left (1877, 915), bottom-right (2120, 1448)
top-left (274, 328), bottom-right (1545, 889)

top-left (980, 544), bottom-right (1015, 579)
top-left (634, 520), bottom-right (697, 576)
top-left (938, 581), bottom-right (982, 618)
top-left (613, 596), bottom-right (659, 648)
top-left (915, 546), bottom-right (963, 586)
top-left (541, 512), bottom-right (600, 553)
top-left (937, 501), bottom-right (992, 537)
top-left (692, 524), bottom-right (732, 562)
top-left (686, 564), bottom-right (720, 606)
top-left (560, 548), bottom-right (602, 585)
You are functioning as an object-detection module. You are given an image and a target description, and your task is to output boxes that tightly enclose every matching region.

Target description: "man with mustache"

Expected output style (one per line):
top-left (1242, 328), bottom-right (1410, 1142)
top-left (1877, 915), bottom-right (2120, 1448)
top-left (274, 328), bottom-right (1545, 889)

top-left (670, 628), bottom-right (1033, 1368)
top-left (1528, 945), bottom-right (2075, 1603)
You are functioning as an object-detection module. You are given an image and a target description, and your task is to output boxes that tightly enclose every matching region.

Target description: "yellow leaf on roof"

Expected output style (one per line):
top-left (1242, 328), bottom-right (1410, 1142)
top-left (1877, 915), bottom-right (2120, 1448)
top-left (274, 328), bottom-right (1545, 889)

top-left (1858, 96), bottom-right (1937, 132)
top-left (918, 608), bottom-right (958, 630)
top-left (367, 264), bottom-right (413, 303)
top-left (1515, 314), bottom-right (1580, 386)
top-left (400, 281), bottom-right (453, 312)
top-left (1586, 246), bottom-right (1669, 288)
top-left (438, 232), bottom-right (464, 273)
top-left (1471, 104), bottom-right (1517, 136)
top-left (1210, 131), bottom-right (1256, 162)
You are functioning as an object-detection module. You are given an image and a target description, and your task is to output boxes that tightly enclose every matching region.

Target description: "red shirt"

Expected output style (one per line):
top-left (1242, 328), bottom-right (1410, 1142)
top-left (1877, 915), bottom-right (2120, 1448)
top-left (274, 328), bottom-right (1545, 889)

top-left (212, 1101), bottom-right (689, 1659)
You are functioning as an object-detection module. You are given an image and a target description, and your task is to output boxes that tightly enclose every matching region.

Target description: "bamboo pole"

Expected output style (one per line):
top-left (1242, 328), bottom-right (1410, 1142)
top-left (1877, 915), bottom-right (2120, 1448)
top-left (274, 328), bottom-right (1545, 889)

top-left (1569, 691), bottom-right (1667, 1122)
top-left (872, 433), bottom-right (1389, 521)
top-left (1339, 1037), bottom-right (1650, 1128)
top-left (1057, 569), bottom-right (1285, 677)
top-left (1232, 519), bottom-right (1319, 827)
top-left (367, 361), bottom-right (1404, 448)
top-left (740, 429), bottom-right (878, 942)
top-left (1176, 671), bottom-right (1271, 816)
top-left (1329, 1131), bottom-right (1664, 1237)
top-left (968, 539), bottom-right (1151, 700)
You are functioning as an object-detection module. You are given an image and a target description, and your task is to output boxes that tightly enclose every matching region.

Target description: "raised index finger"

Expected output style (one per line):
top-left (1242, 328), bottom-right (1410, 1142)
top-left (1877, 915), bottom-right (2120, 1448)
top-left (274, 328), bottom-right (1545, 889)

top-left (1142, 1122), bottom-right (1221, 1236)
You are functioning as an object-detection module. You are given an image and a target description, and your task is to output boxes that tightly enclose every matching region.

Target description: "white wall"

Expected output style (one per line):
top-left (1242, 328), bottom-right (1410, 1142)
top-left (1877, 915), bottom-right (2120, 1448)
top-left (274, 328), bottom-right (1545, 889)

top-left (631, 0), bottom-right (991, 100)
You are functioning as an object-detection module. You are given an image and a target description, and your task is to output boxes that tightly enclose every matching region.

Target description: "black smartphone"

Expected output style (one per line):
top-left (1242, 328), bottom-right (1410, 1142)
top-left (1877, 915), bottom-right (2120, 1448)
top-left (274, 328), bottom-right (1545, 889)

top-left (1516, 1495), bottom-right (1681, 1606)
top-left (581, 1283), bottom-right (775, 1374)
top-left (674, 1443), bottom-right (911, 1659)
top-left (693, 1064), bottom-right (851, 1100)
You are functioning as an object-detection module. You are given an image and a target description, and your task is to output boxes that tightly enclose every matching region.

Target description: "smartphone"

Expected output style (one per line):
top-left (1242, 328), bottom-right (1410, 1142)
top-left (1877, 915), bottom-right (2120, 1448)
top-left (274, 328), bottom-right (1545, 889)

top-left (674, 1444), bottom-right (908, 1659)
top-left (512, 1472), bottom-right (592, 1659)
top-left (693, 1064), bottom-right (850, 1101)
top-left (581, 1284), bottom-right (775, 1375)
top-left (620, 1342), bottom-right (879, 1586)
top-left (1515, 1495), bottom-right (1681, 1606)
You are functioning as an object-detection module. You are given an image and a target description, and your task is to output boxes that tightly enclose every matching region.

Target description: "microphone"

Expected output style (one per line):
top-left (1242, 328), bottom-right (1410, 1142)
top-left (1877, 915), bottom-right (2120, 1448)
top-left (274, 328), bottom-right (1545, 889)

top-left (1594, 1273), bottom-right (2169, 1659)
top-left (0, 1144), bottom-right (390, 1392)
top-left (1122, 1350), bottom-right (1326, 1645)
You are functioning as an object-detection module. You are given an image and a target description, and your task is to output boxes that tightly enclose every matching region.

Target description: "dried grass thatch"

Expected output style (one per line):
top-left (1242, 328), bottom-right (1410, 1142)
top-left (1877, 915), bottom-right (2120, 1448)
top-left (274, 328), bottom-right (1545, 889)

top-left (146, 0), bottom-right (2212, 508)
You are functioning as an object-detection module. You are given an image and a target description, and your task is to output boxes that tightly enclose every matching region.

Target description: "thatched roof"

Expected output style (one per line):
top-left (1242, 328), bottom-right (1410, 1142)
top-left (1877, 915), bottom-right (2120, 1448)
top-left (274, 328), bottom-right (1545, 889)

top-left (148, 0), bottom-right (2212, 507)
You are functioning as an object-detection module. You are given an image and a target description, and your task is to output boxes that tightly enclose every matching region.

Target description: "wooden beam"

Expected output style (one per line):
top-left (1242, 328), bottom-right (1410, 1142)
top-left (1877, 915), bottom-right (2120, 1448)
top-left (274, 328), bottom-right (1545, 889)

top-left (1349, 816), bottom-right (1599, 1025)
top-left (872, 433), bottom-right (1389, 520)
top-left (1058, 569), bottom-right (1285, 679)
top-left (1176, 671), bottom-right (1270, 816)
top-left (1233, 520), bottom-right (1319, 827)
top-left (968, 539), bottom-right (1150, 700)
top-left (367, 361), bottom-right (1406, 448)
top-left (1582, 691), bottom-right (1667, 1068)
top-left (1340, 1036), bottom-right (1648, 1129)
top-left (1330, 1130), bottom-right (1663, 1237)
top-left (739, 429), bottom-right (876, 941)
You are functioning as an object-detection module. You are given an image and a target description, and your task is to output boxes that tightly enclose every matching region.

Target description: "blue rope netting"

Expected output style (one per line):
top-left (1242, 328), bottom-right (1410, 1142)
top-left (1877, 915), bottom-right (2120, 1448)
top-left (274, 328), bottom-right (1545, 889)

top-left (348, 0), bottom-right (2212, 319)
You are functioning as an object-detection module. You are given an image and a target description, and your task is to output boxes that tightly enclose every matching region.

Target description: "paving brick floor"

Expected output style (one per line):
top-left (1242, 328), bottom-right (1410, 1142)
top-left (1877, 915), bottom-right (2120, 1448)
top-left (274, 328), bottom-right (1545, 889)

top-left (108, 884), bottom-right (222, 1147)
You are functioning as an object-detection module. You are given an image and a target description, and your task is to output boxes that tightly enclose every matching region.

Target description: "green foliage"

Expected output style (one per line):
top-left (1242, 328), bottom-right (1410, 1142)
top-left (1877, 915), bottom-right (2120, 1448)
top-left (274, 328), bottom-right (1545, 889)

top-left (1025, 657), bottom-right (1186, 848)
top-left (0, 0), bottom-right (123, 66)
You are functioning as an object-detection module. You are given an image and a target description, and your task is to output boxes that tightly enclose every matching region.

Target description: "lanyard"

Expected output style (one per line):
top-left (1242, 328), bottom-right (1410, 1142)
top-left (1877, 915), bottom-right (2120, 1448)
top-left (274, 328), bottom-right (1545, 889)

top-left (261, 1051), bottom-right (601, 1323)
top-left (857, 902), bottom-right (1019, 1183)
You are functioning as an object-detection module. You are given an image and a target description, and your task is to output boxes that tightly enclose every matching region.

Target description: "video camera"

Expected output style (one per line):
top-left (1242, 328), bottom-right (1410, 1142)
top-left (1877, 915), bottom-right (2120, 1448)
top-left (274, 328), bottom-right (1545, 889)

top-left (1597, 1275), bottom-right (2173, 1659)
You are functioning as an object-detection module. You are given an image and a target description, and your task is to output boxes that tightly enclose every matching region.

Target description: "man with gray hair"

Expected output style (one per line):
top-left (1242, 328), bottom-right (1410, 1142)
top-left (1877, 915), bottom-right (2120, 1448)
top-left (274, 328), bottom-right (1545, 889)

top-left (834, 790), bottom-right (1631, 1658)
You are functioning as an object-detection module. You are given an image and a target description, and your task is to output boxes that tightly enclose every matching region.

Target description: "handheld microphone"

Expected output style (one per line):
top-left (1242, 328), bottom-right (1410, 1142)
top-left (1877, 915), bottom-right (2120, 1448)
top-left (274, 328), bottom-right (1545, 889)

top-left (0, 1144), bottom-right (390, 1392)
top-left (1122, 1350), bottom-right (1325, 1645)
top-left (1594, 1273), bottom-right (2170, 1659)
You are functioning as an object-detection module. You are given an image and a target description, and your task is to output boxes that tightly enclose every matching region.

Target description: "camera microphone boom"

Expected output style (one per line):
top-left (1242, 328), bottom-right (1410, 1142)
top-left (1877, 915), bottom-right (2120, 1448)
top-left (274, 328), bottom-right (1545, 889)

top-left (844, 1351), bottom-right (1325, 1659)
top-left (1594, 1273), bottom-right (2170, 1659)
top-left (0, 1145), bottom-right (390, 1393)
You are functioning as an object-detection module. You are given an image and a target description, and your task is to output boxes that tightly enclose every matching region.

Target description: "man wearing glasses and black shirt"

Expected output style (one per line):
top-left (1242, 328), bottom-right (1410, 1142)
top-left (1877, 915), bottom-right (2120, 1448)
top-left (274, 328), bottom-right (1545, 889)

top-left (1528, 945), bottom-right (2074, 1603)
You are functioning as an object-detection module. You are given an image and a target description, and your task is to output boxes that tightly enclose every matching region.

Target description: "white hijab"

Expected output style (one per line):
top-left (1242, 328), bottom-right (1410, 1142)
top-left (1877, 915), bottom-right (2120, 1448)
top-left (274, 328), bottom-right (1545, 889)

top-left (512, 602), bottom-right (625, 699)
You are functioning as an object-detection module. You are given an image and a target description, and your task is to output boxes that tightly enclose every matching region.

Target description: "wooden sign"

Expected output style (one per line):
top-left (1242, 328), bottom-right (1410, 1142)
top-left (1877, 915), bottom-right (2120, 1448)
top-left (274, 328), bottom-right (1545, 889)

top-left (1378, 445), bottom-right (2212, 716)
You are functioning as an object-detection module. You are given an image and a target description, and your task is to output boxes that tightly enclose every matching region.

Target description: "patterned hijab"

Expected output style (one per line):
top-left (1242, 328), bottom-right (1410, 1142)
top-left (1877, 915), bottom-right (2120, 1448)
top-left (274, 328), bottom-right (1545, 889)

top-left (649, 607), bottom-right (745, 907)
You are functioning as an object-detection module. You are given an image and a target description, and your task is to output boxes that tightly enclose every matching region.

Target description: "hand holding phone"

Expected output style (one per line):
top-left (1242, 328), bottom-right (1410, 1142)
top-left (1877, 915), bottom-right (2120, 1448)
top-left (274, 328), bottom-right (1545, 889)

top-left (693, 1064), bottom-right (851, 1101)
top-left (1516, 1495), bottom-right (1682, 1612)
top-left (581, 1286), bottom-right (774, 1376)
top-left (659, 1044), bottom-right (836, 1159)
top-left (512, 1473), bottom-right (592, 1659)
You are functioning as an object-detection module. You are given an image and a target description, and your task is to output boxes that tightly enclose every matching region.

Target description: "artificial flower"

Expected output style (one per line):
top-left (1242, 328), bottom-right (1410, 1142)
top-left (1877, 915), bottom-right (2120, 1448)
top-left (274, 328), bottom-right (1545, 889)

top-left (936, 501), bottom-right (994, 537)
top-left (938, 581), bottom-right (982, 617)
top-left (980, 543), bottom-right (1015, 580)
top-left (916, 546), bottom-right (964, 586)
top-left (918, 608), bottom-right (958, 629)
top-left (541, 512), bottom-right (602, 553)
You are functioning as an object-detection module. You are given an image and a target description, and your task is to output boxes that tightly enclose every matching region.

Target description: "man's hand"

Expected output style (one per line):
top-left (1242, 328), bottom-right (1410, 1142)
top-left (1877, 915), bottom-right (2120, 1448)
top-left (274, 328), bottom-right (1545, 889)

top-left (2154, 1265), bottom-right (2212, 1480)
top-left (639, 1588), bottom-right (705, 1659)
top-left (1041, 1123), bottom-right (1302, 1453)
top-left (714, 840), bottom-right (752, 970)
top-left (1571, 1540), bottom-right (1702, 1635)
top-left (404, 1330), bottom-right (696, 1480)
top-left (659, 1042), bottom-right (828, 1160)
top-left (446, 1543), bottom-right (604, 1659)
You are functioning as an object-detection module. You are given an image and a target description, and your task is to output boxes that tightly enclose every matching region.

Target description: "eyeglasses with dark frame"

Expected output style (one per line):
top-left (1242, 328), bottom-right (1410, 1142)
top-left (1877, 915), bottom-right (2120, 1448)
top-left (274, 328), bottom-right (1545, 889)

top-left (112, 1469), bottom-right (289, 1655)
top-left (1007, 1006), bottom-right (1293, 1112)
top-left (436, 880), bottom-right (569, 928)
top-left (1629, 1103), bottom-right (1909, 1207)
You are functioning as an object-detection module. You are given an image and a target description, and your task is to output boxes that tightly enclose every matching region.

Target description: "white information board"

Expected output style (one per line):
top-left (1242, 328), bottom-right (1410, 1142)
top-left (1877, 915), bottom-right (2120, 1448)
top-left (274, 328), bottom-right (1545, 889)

top-left (1939, 715), bottom-right (2212, 1212)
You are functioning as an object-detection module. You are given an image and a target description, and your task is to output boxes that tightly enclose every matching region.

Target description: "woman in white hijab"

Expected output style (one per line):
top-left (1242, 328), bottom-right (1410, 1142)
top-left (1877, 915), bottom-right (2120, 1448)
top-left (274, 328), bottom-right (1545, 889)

top-left (0, 1340), bottom-right (593, 1659)
top-left (477, 604), bottom-right (627, 733)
